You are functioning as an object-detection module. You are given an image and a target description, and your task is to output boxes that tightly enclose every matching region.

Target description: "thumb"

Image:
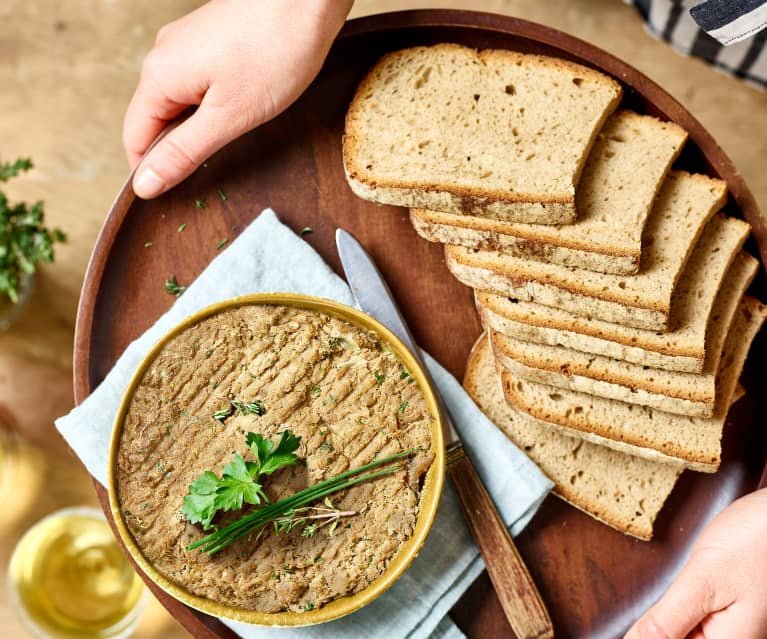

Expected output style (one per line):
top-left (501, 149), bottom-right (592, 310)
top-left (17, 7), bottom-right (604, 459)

top-left (624, 556), bottom-right (719, 639)
top-left (132, 101), bottom-right (244, 199)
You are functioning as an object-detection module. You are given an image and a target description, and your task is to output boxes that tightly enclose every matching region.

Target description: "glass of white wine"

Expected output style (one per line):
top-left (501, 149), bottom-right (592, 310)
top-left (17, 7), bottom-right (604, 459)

top-left (7, 506), bottom-right (148, 639)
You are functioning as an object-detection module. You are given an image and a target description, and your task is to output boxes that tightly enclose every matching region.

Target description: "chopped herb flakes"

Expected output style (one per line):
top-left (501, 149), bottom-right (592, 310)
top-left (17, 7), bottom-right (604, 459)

top-left (195, 198), bottom-right (206, 209)
top-left (213, 399), bottom-right (266, 425)
top-left (178, 223), bottom-right (187, 233)
top-left (374, 372), bottom-right (385, 384)
top-left (144, 242), bottom-right (153, 248)
top-left (300, 226), bottom-right (312, 236)
top-left (398, 400), bottom-right (408, 415)
top-left (217, 187), bottom-right (227, 201)
top-left (310, 385), bottom-right (321, 395)
top-left (215, 238), bottom-right (228, 250)
top-left (164, 275), bottom-right (186, 297)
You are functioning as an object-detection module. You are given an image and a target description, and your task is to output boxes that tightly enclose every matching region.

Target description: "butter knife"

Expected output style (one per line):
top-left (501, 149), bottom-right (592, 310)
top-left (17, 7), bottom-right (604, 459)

top-left (336, 229), bottom-right (553, 639)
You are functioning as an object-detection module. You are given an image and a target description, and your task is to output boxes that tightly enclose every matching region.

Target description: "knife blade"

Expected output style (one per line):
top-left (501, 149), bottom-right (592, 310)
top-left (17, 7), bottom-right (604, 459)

top-left (336, 228), bottom-right (553, 639)
top-left (335, 229), bottom-right (460, 447)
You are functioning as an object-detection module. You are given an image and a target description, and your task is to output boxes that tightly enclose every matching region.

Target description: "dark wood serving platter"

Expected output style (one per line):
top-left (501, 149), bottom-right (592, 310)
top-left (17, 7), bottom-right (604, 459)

top-left (73, 10), bottom-right (767, 639)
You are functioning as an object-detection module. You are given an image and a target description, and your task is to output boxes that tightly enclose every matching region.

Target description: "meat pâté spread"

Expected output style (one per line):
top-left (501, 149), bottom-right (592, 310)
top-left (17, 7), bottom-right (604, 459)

top-left (116, 304), bottom-right (435, 613)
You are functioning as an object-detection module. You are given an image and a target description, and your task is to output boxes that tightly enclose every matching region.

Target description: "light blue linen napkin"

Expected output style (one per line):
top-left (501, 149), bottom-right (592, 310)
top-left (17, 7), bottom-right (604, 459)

top-left (56, 209), bottom-right (553, 639)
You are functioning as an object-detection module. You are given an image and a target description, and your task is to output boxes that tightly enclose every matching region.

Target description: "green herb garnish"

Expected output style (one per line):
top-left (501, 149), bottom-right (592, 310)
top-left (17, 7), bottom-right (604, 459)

top-left (213, 399), bottom-right (266, 424)
top-left (0, 158), bottom-right (32, 181)
top-left (182, 429), bottom-right (301, 530)
top-left (195, 198), bottom-right (207, 209)
top-left (164, 275), bottom-right (186, 297)
top-left (374, 372), bottom-right (385, 384)
top-left (185, 442), bottom-right (415, 554)
top-left (178, 223), bottom-right (187, 233)
top-left (144, 242), bottom-right (153, 248)
top-left (0, 158), bottom-right (66, 303)
top-left (215, 238), bottom-right (228, 250)
top-left (300, 226), bottom-right (312, 236)
top-left (398, 400), bottom-right (408, 415)
top-left (217, 187), bottom-right (227, 201)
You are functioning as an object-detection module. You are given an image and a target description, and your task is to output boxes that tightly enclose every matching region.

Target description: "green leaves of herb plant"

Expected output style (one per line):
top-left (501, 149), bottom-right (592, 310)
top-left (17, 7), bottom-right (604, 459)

top-left (181, 471), bottom-right (226, 530)
top-left (214, 455), bottom-right (265, 511)
top-left (246, 429), bottom-right (301, 476)
top-left (0, 158), bottom-right (66, 303)
top-left (0, 158), bottom-right (32, 181)
top-left (182, 429), bottom-right (301, 530)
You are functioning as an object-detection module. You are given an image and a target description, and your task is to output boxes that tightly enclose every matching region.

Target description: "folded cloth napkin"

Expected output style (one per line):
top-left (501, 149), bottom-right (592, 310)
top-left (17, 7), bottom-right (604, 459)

top-left (56, 209), bottom-right (553, 639)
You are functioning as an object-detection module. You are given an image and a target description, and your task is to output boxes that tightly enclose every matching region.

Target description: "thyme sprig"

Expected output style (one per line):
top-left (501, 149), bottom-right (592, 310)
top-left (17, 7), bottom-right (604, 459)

top-left (272, 498), bottom-right (358, 538)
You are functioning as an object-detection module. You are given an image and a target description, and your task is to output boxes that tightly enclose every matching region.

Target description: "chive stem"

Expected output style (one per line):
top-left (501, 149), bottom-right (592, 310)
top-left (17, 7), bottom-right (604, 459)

top-left (187, 449), bottom-right (416, 554)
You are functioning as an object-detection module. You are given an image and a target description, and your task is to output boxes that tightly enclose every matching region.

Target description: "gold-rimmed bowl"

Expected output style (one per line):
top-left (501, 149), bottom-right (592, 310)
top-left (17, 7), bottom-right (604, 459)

top-left (107, 292), bottom-right (445, 627)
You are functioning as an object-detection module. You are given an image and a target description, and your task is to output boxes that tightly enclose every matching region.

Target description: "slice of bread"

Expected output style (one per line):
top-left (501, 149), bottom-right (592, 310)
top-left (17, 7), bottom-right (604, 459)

top-left (477, 251), bottom-right (759, 373)
top-left (500, 296), bottom-right (767, 471)
top-left (464, 333), bottom-right (682, 541)
top-left (445, 172), bottom-right (730, 330)
top-left (490, 316), bottom-right (721, 417)
top-left (343, 44), bottom-right (622, 224)
top-left (487, 247), bottom-right (752, 416)
top-left (410, 111), bottom-right (687, 275)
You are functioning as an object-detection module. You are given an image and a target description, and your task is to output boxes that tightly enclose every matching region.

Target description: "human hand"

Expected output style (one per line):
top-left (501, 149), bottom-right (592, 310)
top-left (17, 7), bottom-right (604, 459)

top-left (625, 487), bottom-right (767, 639)
top-left (123, 0), bottom-right (353, 198)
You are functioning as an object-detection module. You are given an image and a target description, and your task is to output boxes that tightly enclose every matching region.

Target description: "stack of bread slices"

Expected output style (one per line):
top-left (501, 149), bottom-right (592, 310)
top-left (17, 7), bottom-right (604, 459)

top-left (343, 43), bottom-right (767, 540)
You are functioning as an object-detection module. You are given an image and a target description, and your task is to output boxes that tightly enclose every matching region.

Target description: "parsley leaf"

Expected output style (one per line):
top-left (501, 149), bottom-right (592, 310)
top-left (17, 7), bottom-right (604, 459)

top-left (214, 454), bottom-right (264, 511)
top-left (181, 471), bottom-right (222, 530)
top-left (182, 430), bottom-right (302, 530)
top-left (247, 429), bottom-right (301, 476)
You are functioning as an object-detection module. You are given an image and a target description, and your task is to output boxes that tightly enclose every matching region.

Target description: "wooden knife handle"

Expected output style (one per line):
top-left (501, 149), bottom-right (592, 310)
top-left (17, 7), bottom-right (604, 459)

top-left (447, 448), bottom-right (553, 639)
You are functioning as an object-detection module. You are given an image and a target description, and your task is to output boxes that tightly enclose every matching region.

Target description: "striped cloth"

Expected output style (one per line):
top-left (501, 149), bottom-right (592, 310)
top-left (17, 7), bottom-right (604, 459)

top-left (629, 0), bottom-right (767, 88)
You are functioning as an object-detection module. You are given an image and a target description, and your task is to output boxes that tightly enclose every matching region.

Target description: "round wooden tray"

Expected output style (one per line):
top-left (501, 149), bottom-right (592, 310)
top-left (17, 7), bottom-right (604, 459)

top-left (73, 10), bottom-right (767, 638)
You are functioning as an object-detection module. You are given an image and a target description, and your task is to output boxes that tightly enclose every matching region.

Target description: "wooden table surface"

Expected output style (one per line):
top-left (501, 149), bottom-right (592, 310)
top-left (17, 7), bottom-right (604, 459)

top-left (1, 1), bottom-right (766, 637)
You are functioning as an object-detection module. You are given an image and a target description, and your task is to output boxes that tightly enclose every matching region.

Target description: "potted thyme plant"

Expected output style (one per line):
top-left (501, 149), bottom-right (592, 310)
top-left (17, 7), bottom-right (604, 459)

top-left (0, 158), bottom-right (66, 329)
